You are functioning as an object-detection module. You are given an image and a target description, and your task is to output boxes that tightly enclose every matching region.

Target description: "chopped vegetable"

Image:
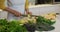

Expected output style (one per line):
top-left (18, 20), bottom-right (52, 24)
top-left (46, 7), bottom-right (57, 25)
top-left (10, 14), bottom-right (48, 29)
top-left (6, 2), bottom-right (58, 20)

top-left (0, 14), bottom-right (56, 31)
top-left (0, 19), bottom-right (27, 32)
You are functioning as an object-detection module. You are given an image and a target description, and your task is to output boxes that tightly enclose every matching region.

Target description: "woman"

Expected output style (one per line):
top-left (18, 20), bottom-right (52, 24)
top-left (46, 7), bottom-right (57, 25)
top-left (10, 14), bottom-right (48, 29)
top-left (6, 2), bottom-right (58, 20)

top-left (0, 0), bottom-right (32, 20)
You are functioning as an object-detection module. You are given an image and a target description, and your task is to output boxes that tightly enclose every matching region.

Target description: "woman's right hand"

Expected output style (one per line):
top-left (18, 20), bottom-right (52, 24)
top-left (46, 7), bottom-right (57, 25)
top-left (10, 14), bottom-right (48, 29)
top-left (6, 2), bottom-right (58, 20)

top-left (4, 7), bottom-right (22, 17)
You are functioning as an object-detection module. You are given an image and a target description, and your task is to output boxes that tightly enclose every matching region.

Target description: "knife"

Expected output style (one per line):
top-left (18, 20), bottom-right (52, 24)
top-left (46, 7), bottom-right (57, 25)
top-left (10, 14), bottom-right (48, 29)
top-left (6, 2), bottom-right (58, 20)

top-left (21, 14), bottom-right (39, 17)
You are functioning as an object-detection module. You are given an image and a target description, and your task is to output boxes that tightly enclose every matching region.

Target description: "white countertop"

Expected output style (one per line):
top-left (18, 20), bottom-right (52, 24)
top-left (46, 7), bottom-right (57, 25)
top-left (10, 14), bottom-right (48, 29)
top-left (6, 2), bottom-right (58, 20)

top-left (45, 15), bottom-right (60, 32)
top-left (29, 4), bottom-right (60, 15)
top-left (29, 4), bottom-right (60, 8)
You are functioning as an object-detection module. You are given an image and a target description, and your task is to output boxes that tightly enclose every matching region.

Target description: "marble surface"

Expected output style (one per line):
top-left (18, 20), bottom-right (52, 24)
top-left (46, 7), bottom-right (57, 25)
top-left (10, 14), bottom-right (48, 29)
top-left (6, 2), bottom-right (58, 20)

top-left (29, 4), bottom-right (54, 8)
top-left (48, 15), bottom-right (60, 32)
top-left (29, 4), bottom-right (60, 15)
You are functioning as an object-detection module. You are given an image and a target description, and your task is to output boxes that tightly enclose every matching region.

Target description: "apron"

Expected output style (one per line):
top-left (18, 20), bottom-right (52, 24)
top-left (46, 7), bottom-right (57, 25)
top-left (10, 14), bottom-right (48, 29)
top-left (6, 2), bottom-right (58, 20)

top-left (7, 0), bottom-right (26, 20)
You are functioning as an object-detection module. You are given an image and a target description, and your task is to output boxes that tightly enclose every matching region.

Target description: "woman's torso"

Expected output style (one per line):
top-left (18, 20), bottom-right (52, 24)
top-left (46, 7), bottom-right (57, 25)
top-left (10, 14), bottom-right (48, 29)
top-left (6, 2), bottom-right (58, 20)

top-left (7, 0), bottom-right (26, 20)
top-left (8, 0), bottom-right (26, 14)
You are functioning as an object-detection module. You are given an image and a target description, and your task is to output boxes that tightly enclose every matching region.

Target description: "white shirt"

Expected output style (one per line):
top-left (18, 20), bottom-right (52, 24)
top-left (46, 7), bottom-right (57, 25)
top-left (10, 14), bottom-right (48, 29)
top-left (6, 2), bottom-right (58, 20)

top-left (7, 0), bottom-right (26, 20)
top-left (8, 0), bottom-right (26, 14)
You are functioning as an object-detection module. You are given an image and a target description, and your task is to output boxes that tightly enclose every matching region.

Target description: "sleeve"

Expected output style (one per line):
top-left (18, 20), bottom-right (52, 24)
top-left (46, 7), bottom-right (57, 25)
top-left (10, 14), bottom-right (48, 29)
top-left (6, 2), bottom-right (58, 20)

top-left (0, 0), bottom-right (6, 9)
top-left (25, 0), bottom-right (29, 9)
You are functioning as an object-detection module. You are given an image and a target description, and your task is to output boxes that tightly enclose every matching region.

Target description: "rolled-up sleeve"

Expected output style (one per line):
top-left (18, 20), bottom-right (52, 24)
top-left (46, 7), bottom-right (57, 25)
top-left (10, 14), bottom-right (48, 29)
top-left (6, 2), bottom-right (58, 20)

top-left (0, 0), bottom-right (7, 9)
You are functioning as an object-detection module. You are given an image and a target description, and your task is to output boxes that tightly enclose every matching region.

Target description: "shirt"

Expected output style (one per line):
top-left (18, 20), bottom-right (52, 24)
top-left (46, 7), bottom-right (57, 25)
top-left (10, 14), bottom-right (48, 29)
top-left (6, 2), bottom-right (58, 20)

top-left (7, 0), bottom-right (29, 20)
top-left (8, 0), bottom-right (26, 14)
top-left (0, 0), bottom-right (6, 9)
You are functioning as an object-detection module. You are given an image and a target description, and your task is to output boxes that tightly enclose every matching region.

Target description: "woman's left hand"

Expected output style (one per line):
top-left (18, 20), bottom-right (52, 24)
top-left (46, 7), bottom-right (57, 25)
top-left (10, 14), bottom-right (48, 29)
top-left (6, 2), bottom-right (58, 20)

top-left (25, 8), bottom-right (32, 15)
top-left (26, 11), bottom-right (32, 15)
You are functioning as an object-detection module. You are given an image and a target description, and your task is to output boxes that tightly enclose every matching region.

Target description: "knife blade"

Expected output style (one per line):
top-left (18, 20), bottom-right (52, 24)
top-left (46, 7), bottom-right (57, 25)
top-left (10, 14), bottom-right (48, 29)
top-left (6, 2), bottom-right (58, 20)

top-left (21, 14), bottom-right (39, 17)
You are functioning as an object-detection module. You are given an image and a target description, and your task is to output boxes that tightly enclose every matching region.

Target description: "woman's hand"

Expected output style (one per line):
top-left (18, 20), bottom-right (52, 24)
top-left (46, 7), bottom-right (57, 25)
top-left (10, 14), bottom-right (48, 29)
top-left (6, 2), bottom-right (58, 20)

top-left (26, 11), bottom-right (32, 15)
top-left (25, 8), bottom-right (32, 15)
top-left (4, 7), bottom-right (22, 17)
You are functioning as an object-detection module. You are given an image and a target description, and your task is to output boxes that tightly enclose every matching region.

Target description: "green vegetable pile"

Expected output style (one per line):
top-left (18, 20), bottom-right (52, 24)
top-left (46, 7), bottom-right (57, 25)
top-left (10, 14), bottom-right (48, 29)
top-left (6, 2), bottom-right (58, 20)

top-left (0, 19), bottom-right (27, 32)
top-left (36, 16), bottom-right (56, 31)
top-left (0, 16), bottom-right (56, 32)
top-left (36, 16), bottom-right (56, 25)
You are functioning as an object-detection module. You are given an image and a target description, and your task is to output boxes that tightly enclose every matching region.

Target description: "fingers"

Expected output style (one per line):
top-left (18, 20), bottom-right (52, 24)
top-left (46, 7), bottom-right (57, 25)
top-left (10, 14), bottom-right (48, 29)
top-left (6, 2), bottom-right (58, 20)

top-left (4, 7), bottom-right (22, 17)
top-left (14, 12), bottom-right (22, 17)
top-left (26, 11), bottom-right (32, 15)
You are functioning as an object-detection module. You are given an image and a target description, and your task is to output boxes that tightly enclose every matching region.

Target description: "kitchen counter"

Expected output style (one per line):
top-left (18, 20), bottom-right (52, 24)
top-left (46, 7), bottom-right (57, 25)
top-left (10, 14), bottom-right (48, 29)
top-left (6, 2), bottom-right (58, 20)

top-left (29, 4), bottom-right (60, 32)
top-left (48, 15), bottom-right (60, 32)
top-left (29, 4), bottom-right (60, 15)
top-left (29, 4), bottom-right (60, 8)
top-left (29, 4), bottom-right (55, 8)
